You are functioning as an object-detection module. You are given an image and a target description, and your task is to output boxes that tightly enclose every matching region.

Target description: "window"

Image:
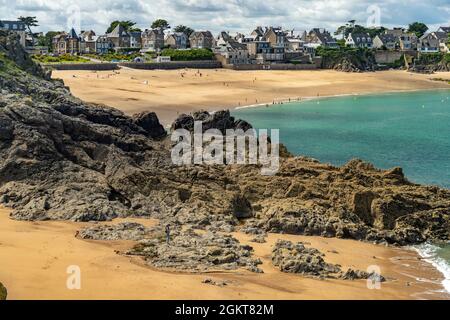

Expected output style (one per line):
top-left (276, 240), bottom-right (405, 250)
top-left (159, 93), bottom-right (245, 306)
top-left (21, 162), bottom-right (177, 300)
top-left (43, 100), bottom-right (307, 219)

top-left (13, 24), bottom-right (17, 29)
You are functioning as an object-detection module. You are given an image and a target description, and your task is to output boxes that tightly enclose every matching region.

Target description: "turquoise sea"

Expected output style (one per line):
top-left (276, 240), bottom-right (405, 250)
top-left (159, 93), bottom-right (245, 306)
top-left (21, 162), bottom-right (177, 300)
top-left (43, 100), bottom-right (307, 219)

top-left (233, 89), bottom-right (450, 293)
top-left (233, 90), bottom-right (450, 189)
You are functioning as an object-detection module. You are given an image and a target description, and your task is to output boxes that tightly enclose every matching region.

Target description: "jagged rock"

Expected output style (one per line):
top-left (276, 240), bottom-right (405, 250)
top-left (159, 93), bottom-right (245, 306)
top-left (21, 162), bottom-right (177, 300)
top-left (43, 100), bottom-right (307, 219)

top-left (132, 112), bottom-right (166, 138)
top-left (340, 268), bottom-right (386, 282)
top-left (171, 109), bottom-right (252, 134)
top-left (0, 282), bottom-right (6, 300)
top-left (77, 222), bottom-right (151, 241)
top-left (251, 233), bottom-right (267, 243)
top-left (127, 230), bottom-right (262, 273)
top-left (202, 278), bottom-right (229, 287)
top-left (0, 31), bottom-right (449, 246)
top-left (271, 240), bottom-right (341, 278)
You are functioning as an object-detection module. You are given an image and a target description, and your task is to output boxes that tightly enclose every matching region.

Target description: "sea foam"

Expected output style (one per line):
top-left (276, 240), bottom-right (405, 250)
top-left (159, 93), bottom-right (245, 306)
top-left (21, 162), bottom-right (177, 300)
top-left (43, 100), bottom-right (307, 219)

top-left (414, 243), bottom-right (450, 294)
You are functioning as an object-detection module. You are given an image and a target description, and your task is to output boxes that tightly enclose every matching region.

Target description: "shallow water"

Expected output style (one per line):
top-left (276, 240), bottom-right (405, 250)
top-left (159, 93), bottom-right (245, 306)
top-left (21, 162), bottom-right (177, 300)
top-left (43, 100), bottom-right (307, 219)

top-left (415, 243), bottom-right (450, 294)
top-left (233, 90), bottom-right (450, 189)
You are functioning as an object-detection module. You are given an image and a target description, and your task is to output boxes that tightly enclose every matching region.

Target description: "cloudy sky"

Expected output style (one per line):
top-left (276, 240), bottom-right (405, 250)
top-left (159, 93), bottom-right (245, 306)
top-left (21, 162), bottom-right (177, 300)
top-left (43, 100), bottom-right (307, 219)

top-left (1, 0), bottom-right (449, 35)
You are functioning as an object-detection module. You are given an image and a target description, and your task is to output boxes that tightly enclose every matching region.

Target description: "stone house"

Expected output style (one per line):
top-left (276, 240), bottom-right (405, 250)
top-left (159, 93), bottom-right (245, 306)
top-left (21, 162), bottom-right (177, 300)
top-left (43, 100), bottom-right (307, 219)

top-left (79, 30), bottom-right (97, 53)
top-left (432, 31), bottom-right (449, 53)
top-left (52, 28), bottom-right (80, 55)
top-left (141, 28), bottom-right (164, 52)
top-left (263, 27), bottom-right (288, 49)
top-left (345, 32), bottom-right (373, 48)
top-left (189, 31), bottom-right (214, 49)
top-left (107, 24), bottom-right (130, 50)
top-left (399, 33), bottom-right (418, 50)
top-left (0, 20), bottom-right (27, 47)
top-left (130, 31), bottom-right (142, 49)
top-left (307, 28), bottom-right (339, 48)
top-left (165, 32), bottom-right (188, 49)
top-left (373, 34), bottom-right (398, 50)
top-left (247, 40), bottom-right (284, 64)
top-left (214, 40), bottom-right (250, 65)
top-left (418, 33), bottom-right (441, 53)
top-left (96, 35), bottom-right (114, 54)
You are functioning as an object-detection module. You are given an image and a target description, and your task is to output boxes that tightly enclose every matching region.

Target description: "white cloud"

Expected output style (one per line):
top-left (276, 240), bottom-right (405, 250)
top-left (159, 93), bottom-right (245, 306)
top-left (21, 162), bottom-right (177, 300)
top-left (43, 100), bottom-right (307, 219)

top-left (1, 0), bottom-right (449, 35)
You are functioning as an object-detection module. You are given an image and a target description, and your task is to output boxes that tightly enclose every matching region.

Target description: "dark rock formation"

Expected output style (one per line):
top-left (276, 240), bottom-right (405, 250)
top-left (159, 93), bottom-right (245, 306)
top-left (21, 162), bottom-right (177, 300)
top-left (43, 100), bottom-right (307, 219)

top-left (171, 110), bottom-right (252, 133)
top-left (318, 48), bottom-right (377, 72)
top-left (127, 229), bottom-right (263, 273)
top-left (132, 112), bottom-right (166, 139)
top-left (0, 31), bottom-right (449, 247)
top-left (340, 268), bottom-right (385, 282)
top-left (272, 240), bottom-right (385, 281)
top-left (272, 240), bottom-right (341, 278)
top-left (77, 222), bottom-right (152, 241)
top-left (0, 282), bottom-right (6, 300)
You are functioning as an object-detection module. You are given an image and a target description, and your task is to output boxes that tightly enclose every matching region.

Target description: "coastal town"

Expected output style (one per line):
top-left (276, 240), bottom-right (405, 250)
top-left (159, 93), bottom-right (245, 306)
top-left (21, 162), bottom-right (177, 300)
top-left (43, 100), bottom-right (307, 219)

top-left (1, 0), bottom-right (450, 304)
top-left (1, 17), bottom-right (449, 70)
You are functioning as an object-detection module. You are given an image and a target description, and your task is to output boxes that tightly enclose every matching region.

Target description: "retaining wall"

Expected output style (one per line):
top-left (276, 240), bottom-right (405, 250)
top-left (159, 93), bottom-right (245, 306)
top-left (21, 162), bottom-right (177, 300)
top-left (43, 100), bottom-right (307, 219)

top-left (120, 60), bottom-right (222, 70)
top-left (224, 63), bottom-right (318, 71)
top-left (43, 63), bottom-right (119, 71)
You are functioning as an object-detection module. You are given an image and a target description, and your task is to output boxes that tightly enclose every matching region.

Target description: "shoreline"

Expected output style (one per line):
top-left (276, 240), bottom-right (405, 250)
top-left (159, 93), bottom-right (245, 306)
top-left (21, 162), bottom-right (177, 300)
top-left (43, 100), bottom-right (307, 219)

top-left (413, 244), bottom-right (450, 294)
top-left (52, 69), bottom-right (450, 125)
top-left (233, 87), bottom-right (450, 111)
top-left (0, 207), bottom-right (448, 300)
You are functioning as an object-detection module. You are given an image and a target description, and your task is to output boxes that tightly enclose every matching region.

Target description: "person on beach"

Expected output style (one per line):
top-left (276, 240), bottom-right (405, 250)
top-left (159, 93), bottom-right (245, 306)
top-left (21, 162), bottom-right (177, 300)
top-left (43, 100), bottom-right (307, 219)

top-left (165, 224), bottom-right (171, 245)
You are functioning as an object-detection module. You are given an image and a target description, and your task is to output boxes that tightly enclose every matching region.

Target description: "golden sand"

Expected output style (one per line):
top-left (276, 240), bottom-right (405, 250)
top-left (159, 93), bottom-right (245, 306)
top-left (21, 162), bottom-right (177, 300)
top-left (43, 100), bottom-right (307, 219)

top-left (0, 208), bottom-right (447, 300)
top-left (52, 69), bottom-right (450, 125)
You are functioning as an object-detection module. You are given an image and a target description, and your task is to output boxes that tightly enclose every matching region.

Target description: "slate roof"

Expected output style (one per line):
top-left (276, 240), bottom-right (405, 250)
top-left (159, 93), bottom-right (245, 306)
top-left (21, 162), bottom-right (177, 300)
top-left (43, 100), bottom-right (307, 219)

top-left (108, 24), bottom-right (130, 37)
top-left (377, 33), bottom-right (398, 44)
top-left (68, 28), bottom-right (79, 39)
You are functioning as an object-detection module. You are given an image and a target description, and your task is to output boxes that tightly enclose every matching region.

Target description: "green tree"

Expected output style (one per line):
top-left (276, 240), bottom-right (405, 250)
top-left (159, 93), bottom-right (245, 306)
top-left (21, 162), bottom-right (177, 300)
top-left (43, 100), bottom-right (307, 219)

top-left (174, 25), bottom-right (194, 37)
top-left (106, 20), bottom-right (140, 33)
top-left (18, 16), bottom-right (39, 34)
top-left (37, 31), bottom-right (60, 51)
top-left (151, 19), bottom-right (170, 30)
top-left (408, 22), bottom-right (428, 38)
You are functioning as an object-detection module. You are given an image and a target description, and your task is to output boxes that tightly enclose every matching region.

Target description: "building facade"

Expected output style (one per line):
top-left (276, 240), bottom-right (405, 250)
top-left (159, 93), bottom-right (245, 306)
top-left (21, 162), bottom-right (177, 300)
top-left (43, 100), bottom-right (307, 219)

top-left (189, 31), bottom-right (214, 49)
top-left (141, 28), bottom-right (164, 52)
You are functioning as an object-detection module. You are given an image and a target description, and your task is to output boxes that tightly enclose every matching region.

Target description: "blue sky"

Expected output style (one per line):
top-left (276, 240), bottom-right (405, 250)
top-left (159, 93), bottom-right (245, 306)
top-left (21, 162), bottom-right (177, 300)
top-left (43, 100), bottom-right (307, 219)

top-left (1, 0), bottom-right (449, 35)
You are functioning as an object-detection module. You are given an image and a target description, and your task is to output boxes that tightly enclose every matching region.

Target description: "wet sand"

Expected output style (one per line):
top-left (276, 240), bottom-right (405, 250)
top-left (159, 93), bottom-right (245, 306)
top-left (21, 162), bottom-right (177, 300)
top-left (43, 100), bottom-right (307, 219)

top-left (0, 207), bottom-right (447, 300)
top-left (52, 69), bottom-right (450, 125)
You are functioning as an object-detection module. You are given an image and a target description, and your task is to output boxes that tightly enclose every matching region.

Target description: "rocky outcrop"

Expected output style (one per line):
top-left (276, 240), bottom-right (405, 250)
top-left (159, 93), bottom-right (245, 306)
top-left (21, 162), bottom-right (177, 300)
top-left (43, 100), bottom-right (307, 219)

top-left (171, 110), bottom-right (252, 133)
top-left (409, 53), bottom-right (450, 73)
top-left (0, 282), bottom-right (6, 300)
top-left (0, 31), bottom-right (449, 246)
top-left (318, 48), bottom-right (377, 72)
top-left (272, 240), bottom-right (341, 278)
top-left (272, 240), bottom-right (385, 281)
top-left (127, 229), bottom-right (263, 273)
top-left (0, 30), bottom-right (50, 79)
top-left (341, 268), bottom-right (385, 282)
top-left (77, 222), bottom-right (152, 241)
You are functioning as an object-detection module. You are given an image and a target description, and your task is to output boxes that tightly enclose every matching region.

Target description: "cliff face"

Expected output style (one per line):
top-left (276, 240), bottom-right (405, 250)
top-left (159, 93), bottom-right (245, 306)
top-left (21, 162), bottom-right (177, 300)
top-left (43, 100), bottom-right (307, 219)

top-left (0, 32), bottom-right (449, 245)
top-left (317, 47), bottom-right (377, 72)
top-left (409, 53), bottom-right (450, 73)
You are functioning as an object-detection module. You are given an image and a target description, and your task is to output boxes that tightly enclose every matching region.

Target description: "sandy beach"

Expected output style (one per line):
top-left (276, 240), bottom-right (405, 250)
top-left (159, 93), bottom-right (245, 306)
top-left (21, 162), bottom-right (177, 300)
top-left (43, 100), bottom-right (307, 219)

top-left (0, 207), bottom-right (447, 300)
top-left (52, 69), bottom-right (450, 125)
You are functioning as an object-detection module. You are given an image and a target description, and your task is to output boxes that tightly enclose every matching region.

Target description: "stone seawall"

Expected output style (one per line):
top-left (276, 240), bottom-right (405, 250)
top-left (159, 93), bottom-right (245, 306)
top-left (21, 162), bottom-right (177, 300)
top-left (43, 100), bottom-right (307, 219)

top-left (120, 61), bottom-right (222, 70)
top-left (43, 63), bottom-right (119, 71)
top-left (225, 63), bottom-right (318, 71)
